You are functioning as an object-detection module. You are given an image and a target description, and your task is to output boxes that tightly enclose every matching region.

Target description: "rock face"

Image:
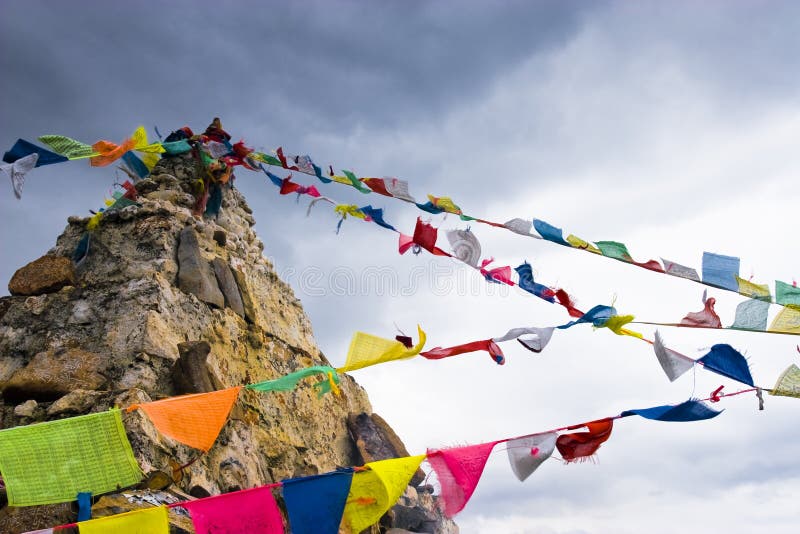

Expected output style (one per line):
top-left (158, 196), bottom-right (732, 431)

top-left (8, 255), bottom-right (76, 296)
top-left (0, 152), bottom-right (457, 533)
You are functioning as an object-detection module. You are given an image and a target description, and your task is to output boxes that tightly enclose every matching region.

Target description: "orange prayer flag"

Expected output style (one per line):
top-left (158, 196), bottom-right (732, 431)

top-left (129, 387), bottom-right (242, 452)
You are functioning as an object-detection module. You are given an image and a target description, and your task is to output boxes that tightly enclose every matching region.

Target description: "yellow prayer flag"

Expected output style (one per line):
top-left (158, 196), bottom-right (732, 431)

top-left (566, 234), bottom-right (601, 254)
top-left (770, 364), bottom-right (800, 398)
top-left (735, 276), bottom-right (771, 300)
top-left (768, 306), bottom-right (800, 334)
top-left (337, 326), bottom-right (426, 373)
top-left (79, 505), bottom-right (169, 533)
top-left (131, 126), bottom-right (165, 154)
top-left (342, 455), bottom-right (425, 533)
top-left (427, 194), bottom-right (462, 214)
top-left (603, 315), bottom-right (643, 339)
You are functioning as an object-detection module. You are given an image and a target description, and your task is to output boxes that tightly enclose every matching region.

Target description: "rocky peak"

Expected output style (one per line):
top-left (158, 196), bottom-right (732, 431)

top-left (0, 149), bottom-right (456, 533)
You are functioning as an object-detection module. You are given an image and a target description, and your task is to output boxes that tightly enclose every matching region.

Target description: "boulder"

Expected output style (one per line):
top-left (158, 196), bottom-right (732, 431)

top-left (8, 255), bottom-right (76, 296)
top-left (47, 389), bottom-right (106, 416)
top-left (347, 412), bottom-right (426, 486)
top-left (172, 341), bottom-right (215, 394)
top-left (1, 348), bottom-right (108, 402)
top-left (177, 226), bottom-right (224, 308)
top-left (212, 258), bottom-right (245, 318)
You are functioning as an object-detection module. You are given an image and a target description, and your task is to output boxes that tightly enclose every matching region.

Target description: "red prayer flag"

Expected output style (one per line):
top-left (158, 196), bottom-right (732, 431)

top-left (556, 419), bottom-right (614, 463)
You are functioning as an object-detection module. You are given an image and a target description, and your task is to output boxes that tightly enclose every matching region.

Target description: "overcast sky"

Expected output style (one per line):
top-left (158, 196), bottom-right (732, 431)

top-left (1, 1), bottom-right (798, 533)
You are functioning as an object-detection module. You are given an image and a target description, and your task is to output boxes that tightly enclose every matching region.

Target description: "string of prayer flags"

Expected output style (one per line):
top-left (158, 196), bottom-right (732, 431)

top-left (3, 139), bottom-right (68, 166)
top-left (282, 470), bottom-right (354, 534)
top-left (182, 486), bottom-right (284, 534)
top-left (0, 409), bottom-right (142, 506)
top-left (341, 455), bottom-right (425, 533)
top-left (770, 364), bottom-right (800, 398)
top-left (702, 252), bottom-right (740, 292)
top-left (337, 325), bottom-right (427, 373)
top-left (1, 153), bottom-right (38, 198)
top-left (621, 400), bottom-right (722, 422)
top-left (128, 386), bottom-right (242, 452)
top-left (246, 366), bottom-right (340, 398)
top-left (506, 433), bottom-right (557, 482)
top-left (426, 442), bottom-right (499, 517)
top-left (420, 339), bottom-right (505, 365)
top-left (680, 293), bottom-right (723, 328)
top-left (77, 505), bottom-right (169, 534)
top-left (556, 419), bottom-right (614, 463)
top-left (697, 345), bottom-right (754, 387)
top-left (653, 331), bottom-right (695, 382)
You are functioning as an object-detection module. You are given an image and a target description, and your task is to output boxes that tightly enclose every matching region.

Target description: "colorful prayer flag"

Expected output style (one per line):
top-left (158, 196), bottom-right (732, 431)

top-left (652, 331), bottom-right (695, 382)
top-left (621, 400), bottom-right (722, 421)
top-left (78, 505), bottom-right (168, 534)
top-left (775, 280), bottom-right (800, 307)
top-left (533, 219), bottom-right (570, 246)
top-left (342, 455), bottom-right (425, 533)
top-left (337, 326), bottom-right (426, 373)
top-left (246, 366), bottom-right (340, 398)
top-left (426, 442), bottom-right (498, 517)
top-left (129, 387), bottom-right (242, 452)
top-left (183, 487), bottom-right (284, 534)
top-left (282, 470), bottom-right (354, 534)
top-left (770, 364), bottom-right (800, 398)
top-left (556, 420), bottom-right (613, 463)
top-left (702, 252), bottom-right (740, 292)
top-left (506, 433), bottom-right (557, 482)
top-left (768, 306), bottom-right (800, 334)
top-left (1, 153), bottom-right (38, 199)
top-left (0, 409), bottom-right (141, 506)
top-left (697, 345), bottom-right (754, 387)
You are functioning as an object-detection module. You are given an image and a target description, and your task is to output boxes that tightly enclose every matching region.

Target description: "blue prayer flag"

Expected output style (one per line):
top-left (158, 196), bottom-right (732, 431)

top-left (515, 263), bottom-right (556, 303)
top-left (282, 469), bottom-right (354, 534)
top-left (533, 219), bottom-right (570, 246)
top-left (3, 139), bottom-right (68, 166)
top-left (702, 252), bottom-right (740, 292)
top-left (358, 205), bottom-right (397, 231)
top-left (698, 344), bottom-right (754, 386)
top-left (621, 400), bottom-right (722, 421)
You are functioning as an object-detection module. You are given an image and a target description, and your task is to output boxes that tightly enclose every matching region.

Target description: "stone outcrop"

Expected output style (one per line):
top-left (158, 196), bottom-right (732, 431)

top-left (8, 255), bottom-right (75, 296)
top-left (0, 151), bottom-right (457, 533)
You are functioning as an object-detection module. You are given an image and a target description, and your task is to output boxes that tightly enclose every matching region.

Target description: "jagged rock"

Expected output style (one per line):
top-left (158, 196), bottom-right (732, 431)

top-left (177, 226), bottom-right (224, 308)
top-left (0, 142), bottom-right (457, 533)
top-left (1, 348), bottom-right (107, 402)
top-left (8, 255), bottom-right (76, 296)
top-left (348, 412), bottom-right (426, 486)
top-left (47, 389), bottom-right (106, 416)
top-left (172, 341), bottom-right (215, 394)
top-left (212, 257), bottom-right (245, 318)
top-left (0, 502), bottom-right (74, 534)
top-left (13, 399), bottom-right (38, 418)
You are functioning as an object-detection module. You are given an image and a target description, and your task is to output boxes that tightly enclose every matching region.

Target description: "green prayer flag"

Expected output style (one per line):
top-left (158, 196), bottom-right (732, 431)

top-left (38, 135), bottom-right (95, 159)
top-left (595, 241), bottom-right (634, 262)
top-left (776, 280), bottom-right (800, 307)
top-left (246, 365), bottom-right (340, 397)
top-left (342, 170), bottom-right (371, 193)
top-left (0, 409), bottom-right (142, 506)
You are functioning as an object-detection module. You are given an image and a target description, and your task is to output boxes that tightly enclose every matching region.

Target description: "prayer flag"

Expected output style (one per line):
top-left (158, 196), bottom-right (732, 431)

top-left (621, 400), bottom-right (721, 421)
top-left (1, 153), bottom-right (38, 198)
top-left (566, 234), bottom-right (601, 254)
top-left (129, 387), bottom-right (242, 452)
top-left (0, 409), bottom-right (141, 506)
top-left (503, 218), bottom-right (532, 236)
top-left (283, 470), bottom-right (354, 534)
top-left (3, 139), bottom-right (67, 166)
top-left (183, 487), bottom-right (284, 534)
top-left (768, 306), bottom-right (800, 334)
top-left (532, 219), bottom-right (570, 246)
top-left (246, 366), bottom-right (340, 398)
top-left (730, 298), bottom-right (770, 331)
top-left (661, 258), bottom-right (701, 281)
top-left (38, 135), bottom-right (95, 159)
top-left (770, 364), bottom-right (800, 398)
top-left (698, 345), bottom-right (754, 387)
top-left (506, 433), bottom-right (557, 482)
top-left (595, 241), bottom-right (663, 272)
top-left (652, 331), bottom-right (694, 382)
top-left (421, 339), bottom-right (505, 365)
top-left (556, 420), bottom-right (613, 463)
top-left (338, 326), bottom-right (426, 373)
top-left (702, 252), bottom-right (740, 292)
top-left (426, 442), bottom-right (497, 517)
top-left (427, 195), bottom-right (462, 214)
top-left (342, 455), bottom-right (425, 533)
top-left (515, 263), bottom-right (556, 303)
top-left (446, 229), bottom-right (482, 267)
top-left (358, 205), bottom-right (396, 231)
top-left (775, 280), bottom-right (800, 307)
top-left (680, 296), bottom-right (722, 328)
top-left (78, 505), bottom-right (168, 534)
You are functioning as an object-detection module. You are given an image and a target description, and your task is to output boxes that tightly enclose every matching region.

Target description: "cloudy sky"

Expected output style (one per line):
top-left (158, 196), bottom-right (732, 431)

top-left (1, 1), bottom-right (798, 532)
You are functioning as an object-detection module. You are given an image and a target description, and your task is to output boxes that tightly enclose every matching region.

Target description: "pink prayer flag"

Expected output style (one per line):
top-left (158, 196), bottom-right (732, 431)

top-left (426, 441), bottom-right (498, 517)
top-left (184, 486), bottom-right (284, 534)
top-left (680, 296), bottom-right (722, 328)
